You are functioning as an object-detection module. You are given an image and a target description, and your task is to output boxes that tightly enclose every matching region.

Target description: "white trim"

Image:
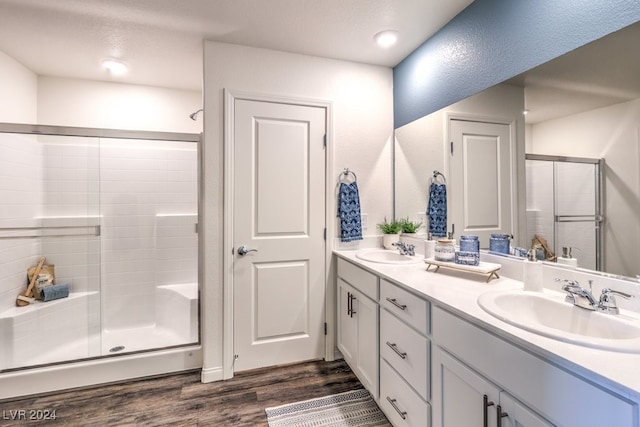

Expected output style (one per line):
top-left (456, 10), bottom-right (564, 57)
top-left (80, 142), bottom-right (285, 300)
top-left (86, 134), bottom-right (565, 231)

top-left (1, 346), bottom-right (202, 399)
top-left (223, 90), bottom-right (334, 377)
top-left (201, 365), bottom-right (225, 383)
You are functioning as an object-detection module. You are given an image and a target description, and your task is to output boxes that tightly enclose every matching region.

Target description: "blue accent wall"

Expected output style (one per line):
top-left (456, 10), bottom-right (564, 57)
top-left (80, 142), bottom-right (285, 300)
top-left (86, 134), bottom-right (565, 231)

top-left (393, 0), bottom-right (640, 128)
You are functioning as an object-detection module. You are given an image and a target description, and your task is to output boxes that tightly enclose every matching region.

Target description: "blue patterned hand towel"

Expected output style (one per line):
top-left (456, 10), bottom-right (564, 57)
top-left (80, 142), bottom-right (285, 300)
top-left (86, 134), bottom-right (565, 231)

top-left (338, 182), bottom-right (363, 242)
top-left (428, 182), bottom-right (447, 237)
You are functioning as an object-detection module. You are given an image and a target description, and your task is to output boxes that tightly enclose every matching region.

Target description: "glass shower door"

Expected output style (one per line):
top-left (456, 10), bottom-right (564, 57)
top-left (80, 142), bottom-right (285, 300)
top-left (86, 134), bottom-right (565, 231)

top-left (554, 160), bottom-right (603, 271)
top-left (0, 132), bottom-right (101, 371)
top-left (526, 154), bottom-right (603, 271)
top-left (99, 137), bottom-right (199, 355)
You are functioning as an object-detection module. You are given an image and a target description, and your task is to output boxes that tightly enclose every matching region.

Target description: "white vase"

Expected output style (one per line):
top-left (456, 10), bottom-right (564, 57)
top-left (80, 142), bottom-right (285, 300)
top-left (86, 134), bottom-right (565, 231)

top-left (382, 233), bottom-right (401, 250)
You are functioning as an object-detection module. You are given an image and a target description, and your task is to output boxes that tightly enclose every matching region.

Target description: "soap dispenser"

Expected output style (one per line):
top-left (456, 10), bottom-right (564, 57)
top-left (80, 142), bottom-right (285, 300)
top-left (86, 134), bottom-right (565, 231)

top-left (557, 246), bottom-right (578, 268)
top-left (523, 248), bottom-right (543, 292)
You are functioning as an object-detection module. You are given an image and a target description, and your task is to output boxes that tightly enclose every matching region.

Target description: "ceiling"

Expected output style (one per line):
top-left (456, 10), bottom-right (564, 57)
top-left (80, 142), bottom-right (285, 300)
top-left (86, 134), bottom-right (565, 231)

top-left (507, 21), bottom-right (640, 124)
top-left (0, 0), bottom-right (474, 92)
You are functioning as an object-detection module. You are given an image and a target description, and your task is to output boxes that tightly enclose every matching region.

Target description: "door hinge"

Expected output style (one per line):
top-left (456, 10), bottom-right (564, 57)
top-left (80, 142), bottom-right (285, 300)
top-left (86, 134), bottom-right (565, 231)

top-left (324, 228), bottom-right (326, 241)
top-left (324, 322), bottom-right (328, 335)
top-left (323, 134), bottom-right (327, 148)
top-left (450, 141), bottom-right (454, 155)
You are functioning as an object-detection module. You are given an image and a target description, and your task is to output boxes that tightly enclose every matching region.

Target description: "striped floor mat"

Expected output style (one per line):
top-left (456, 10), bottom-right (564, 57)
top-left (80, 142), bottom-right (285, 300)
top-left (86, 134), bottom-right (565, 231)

top-left (265, 388), bottom-right (389, 427)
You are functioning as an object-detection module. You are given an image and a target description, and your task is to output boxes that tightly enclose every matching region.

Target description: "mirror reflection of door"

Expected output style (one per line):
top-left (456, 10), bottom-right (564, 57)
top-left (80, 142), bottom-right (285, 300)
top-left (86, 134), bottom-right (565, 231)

top-left (450, 119), bottom-right (515, 248)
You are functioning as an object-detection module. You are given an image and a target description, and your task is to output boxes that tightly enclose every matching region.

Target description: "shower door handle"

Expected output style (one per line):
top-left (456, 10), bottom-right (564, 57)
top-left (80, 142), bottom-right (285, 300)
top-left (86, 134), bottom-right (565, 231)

top-left (237, 245), bottom-right (258, 256)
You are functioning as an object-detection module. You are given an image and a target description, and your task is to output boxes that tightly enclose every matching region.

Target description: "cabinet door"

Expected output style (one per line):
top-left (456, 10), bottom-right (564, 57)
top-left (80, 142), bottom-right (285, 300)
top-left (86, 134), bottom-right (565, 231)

top-left (435, 348), bottom-right (500, 427)
top-left (498, 392), bottom-right (553, 427)
top-left (337, 279), bottom-right (378, 397)
top-left (337, 279), bottom-right (357, 363)
top-left (354, 288), bottom-right (379, 397)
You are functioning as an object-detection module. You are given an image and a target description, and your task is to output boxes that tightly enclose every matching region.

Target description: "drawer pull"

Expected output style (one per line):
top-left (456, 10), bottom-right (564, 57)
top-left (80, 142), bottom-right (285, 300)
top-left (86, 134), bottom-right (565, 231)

top-left (386, 297), bottom-right (407, 311)
top-left (497, 405), bottom-right (508, 427)
top-left (386, 341), bottom-right (407, 359)
top-left (386, 396), bottom-right (407, 420)
top-left (348, 292), bottom-right (356, 317)
top-left (483, 394), bottom-right (494, 427)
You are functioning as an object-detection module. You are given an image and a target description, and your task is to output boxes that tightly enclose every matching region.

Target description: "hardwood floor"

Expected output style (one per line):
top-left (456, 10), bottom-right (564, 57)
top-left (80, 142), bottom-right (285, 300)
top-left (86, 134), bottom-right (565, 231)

top-left (0, 359), bottom-right (387, 426)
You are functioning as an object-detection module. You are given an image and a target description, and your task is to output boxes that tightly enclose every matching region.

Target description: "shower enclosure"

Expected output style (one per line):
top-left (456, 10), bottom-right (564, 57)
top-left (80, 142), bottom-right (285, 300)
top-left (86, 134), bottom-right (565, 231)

top-left (526, 154), bottom-right (604, 271)
top-left (0, 124), bottom-right (200, 372)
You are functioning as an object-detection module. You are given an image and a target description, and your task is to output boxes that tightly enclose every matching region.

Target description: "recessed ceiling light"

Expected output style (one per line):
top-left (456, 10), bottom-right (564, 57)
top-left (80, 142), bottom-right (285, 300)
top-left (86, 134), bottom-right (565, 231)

top-left (102, 59), bottom-right (128, 76)
top-left (374, 30), bottom-right (399, 48)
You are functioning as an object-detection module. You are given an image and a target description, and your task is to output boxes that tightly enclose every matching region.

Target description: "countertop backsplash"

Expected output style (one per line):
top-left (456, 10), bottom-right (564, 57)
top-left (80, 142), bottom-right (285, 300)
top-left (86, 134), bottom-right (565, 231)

top-left (350, 233), bottom-right (640, 314)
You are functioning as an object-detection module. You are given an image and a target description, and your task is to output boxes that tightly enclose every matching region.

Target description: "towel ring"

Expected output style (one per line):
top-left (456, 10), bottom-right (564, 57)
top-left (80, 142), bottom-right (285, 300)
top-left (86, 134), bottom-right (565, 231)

top-left (340, 168), bottom-right (357, 181)
top-left (432, 170), bottom-right (446, 184)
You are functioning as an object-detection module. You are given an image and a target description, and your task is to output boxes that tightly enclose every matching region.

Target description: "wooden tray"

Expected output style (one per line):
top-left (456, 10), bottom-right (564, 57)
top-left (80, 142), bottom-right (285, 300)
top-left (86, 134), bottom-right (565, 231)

top-left (424, 258), bottom-right (501, 283)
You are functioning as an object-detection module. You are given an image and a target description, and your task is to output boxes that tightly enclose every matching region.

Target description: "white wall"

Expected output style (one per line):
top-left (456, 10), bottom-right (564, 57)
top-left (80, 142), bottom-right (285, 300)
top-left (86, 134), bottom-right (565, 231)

top-left (38, 76), bottom-right (202, 134)
top-left (0, 51), bottom-right (38, 123)
top-left (529, 98), bottom-right (640, 277)
top-left (201, 41), bottom-right (394, 378)
top-left (395, 83), bottom-right (526, 244)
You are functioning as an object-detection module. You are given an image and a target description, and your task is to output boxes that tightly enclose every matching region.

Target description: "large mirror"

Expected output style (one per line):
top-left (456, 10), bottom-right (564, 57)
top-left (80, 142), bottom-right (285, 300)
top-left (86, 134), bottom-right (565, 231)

top-left (394, 21), bottom-right (640, 280)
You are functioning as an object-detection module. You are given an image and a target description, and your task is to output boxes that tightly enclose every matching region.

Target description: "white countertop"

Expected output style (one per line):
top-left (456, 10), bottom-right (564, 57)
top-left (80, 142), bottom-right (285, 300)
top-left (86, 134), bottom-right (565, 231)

top-left (334, 249), bottom-right (640, 402)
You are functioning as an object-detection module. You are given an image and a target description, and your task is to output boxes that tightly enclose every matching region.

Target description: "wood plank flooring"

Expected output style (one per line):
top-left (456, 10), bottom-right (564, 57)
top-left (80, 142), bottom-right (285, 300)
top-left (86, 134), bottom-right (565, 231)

top-left (0, 359), bottom-right (389, 426)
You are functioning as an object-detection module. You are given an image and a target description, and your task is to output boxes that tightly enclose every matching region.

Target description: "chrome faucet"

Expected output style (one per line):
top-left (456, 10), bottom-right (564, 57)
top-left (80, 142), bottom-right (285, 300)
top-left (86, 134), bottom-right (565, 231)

top-left (598, 288), bottom-right (632, 314)
top-left (392, 242), bottom-right (415, 256)
top-left (557, 279), bottom-right (632, 314)
top-left (558, 279), bottom-right (598, 310)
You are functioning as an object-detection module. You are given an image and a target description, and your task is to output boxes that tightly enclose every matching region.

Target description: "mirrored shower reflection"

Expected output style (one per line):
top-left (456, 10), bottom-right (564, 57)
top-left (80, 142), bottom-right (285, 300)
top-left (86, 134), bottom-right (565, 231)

top-left (525, 155), bottom-right (603, 271)
top-left (0, 128), bottom-right (199, 371)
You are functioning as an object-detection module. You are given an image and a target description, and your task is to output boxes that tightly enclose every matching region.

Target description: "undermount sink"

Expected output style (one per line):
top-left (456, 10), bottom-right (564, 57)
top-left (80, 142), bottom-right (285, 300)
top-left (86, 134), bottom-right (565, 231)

top-left (477, 290), bottom-right (640, 352)
top-left (355, 249), bottom-right (422, 265)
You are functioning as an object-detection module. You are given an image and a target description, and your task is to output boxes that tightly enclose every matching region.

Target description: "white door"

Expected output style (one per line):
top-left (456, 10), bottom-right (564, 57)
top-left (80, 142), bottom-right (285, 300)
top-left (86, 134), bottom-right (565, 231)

top-left (232, 98), bottom-right (326, 372)
top-left (450, 120), bottom-right (513, 247)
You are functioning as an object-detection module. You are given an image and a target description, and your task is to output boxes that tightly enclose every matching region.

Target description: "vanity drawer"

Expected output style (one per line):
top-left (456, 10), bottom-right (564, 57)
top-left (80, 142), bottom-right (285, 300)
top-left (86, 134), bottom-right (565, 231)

top-left (337, 258), bottom-right (378, 301)
top-left (380, 309), bottom-right (430, 400)
top-left (380, 359), bottom-right (431, 427)
top-left (381, 279), bottom-right (429, 335)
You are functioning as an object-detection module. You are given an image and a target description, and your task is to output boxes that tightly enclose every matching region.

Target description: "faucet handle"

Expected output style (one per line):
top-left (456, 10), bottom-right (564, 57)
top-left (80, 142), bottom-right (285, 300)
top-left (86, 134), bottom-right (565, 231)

top-left (598, 288), bottom-right (633, 314)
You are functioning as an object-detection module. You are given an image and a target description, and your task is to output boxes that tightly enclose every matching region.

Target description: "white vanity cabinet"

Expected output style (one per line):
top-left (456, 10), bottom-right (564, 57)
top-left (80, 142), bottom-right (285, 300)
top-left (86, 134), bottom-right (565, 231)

top-left (337, 258), bottom-right (379, 397)
top-left (432, 306), bottom-right (637, 427)
top-left (379, 279), bottom-right (431, 427)
top-left (435, 349), bottom-right (551, 427)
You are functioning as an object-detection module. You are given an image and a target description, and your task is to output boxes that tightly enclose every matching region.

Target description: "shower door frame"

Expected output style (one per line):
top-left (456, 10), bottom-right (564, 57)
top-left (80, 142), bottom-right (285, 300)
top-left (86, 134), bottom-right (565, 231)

top-left (0, 122), bottom-right (202, 364)
top-left (526, 153), bottom-right (604, 271)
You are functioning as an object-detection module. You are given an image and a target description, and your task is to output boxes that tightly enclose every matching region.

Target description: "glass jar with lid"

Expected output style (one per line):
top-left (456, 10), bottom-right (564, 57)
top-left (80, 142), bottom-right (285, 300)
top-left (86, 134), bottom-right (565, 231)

top-left (489, 233), bottom-right (511, 254)
top-left (459, 235), bottom-right (479, 253)
top-left (434, 239), bottom-right (455, 262)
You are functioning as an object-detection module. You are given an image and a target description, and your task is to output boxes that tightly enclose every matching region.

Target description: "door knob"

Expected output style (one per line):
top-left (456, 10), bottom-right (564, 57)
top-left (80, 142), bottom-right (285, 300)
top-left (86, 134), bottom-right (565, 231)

top-left (237, 245), bottom-right (258, 256)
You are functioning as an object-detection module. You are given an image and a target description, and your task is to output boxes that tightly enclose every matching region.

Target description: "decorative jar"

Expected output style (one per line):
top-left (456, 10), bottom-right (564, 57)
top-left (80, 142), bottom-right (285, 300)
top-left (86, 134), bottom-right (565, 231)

top-left (489, 233), bottom-right (511, 254)
top-left (459, 235), bottom-right (479, 253)
top-left (434, 239), bottom-right (455, 262)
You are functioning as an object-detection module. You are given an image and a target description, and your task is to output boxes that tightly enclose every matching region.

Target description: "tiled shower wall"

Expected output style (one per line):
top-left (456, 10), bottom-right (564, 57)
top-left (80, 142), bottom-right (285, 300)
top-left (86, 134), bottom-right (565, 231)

top-left (0, 134), bottom-right (198, 331)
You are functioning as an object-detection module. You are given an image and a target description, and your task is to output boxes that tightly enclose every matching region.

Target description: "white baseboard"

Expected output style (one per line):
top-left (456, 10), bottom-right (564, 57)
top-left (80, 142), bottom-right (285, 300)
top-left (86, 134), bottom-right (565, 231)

top-left (201, 365), bottom-right (224, 383)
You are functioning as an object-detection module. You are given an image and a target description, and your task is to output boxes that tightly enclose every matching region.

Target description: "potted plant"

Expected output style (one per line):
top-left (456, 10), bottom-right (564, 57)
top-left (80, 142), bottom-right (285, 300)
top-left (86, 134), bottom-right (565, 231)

top-left (377, 217), bottom-right (402, 249)
top-left (399, 217), bottom-right (423, 234)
